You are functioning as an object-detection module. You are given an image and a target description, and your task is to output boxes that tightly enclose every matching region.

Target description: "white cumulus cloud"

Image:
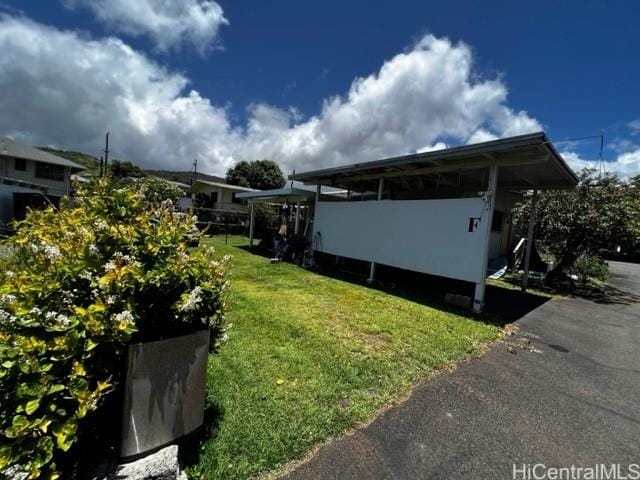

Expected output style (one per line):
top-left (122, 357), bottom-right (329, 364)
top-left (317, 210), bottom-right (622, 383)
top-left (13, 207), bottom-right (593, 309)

top-left (0, 15), bottom-right (548, 177)
top-left (561, 150), bottom-right (640, 178)
top-left (63, 0), bottom-right (228, 53)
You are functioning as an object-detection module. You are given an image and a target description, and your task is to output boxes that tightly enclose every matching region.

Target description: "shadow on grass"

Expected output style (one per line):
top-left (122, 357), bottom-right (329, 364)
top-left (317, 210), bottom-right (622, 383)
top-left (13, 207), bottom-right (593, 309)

top-left (327, 260), bottom-right (550, 327)
top-left (178, 404), bottom-right (224, 475)
top-left (234, 245), bottom-right (550, 327)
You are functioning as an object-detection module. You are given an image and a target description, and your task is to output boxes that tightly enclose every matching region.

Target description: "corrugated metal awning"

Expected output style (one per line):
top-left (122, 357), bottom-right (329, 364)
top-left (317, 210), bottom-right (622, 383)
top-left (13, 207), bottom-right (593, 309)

top-left (289, 132), bottom-right (578, 191)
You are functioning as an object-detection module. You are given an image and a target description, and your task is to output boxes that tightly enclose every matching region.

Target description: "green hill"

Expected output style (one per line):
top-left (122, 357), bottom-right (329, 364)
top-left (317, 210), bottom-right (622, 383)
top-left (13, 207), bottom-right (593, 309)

top-left (38, 147), bottom-right (226, 185)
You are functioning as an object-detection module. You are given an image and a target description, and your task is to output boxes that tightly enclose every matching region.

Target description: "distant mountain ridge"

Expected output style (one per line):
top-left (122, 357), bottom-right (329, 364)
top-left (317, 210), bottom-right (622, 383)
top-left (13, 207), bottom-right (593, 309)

top-left (38, 147), bottom-right (226, 184)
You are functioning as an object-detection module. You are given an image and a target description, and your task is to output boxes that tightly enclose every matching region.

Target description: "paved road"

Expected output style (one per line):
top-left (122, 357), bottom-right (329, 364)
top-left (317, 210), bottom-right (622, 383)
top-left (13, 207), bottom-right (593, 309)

top-left (282, 262), bottom-right (640, 480)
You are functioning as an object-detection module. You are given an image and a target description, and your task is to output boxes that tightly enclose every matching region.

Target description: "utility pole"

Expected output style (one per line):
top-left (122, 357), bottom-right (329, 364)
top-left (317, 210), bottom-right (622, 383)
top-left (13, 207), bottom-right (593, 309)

top-left (191, 158), bottom-right (198, 185)
top-left (103, 132), bottom-right (110, 175)
top-left (99, 155), bottom-right (104, 177)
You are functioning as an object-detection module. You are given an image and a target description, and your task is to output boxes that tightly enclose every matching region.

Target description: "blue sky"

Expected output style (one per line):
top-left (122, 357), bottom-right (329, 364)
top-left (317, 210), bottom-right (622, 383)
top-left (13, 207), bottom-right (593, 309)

top-left (1, 0), bottom-right (638, 176)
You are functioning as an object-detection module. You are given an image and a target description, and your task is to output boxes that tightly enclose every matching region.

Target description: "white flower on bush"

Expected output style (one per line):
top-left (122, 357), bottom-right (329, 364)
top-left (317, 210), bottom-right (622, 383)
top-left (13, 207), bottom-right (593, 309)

top-left (0, 309), bottom-right (15, 323)
top-left (42, 243), bottom-right (62, 260)
top-left (95, 220), bottom-right (109, 231)
top-left (5, 270), bottom-right (15, 278)
top-left (180, 286), bottom-right (203, 312)
top-left (176, 251), bottom-right (189, 264)
top-left (0, 294), bottom-right (17, 306)
top-left (45, 311), bottom-right (71, 328)
top-left (61, 290), bottom-right (75, 305)
top-left (105, 295), bottom-right (117, 305)
top-left (88, 244), bottom-right (100, 256)
top-left (29, 242), bottom-right (62, 260)
top-left (112, 310), bottom-right (135, 330)
top-left (79, 270), bottom-right (93, 281)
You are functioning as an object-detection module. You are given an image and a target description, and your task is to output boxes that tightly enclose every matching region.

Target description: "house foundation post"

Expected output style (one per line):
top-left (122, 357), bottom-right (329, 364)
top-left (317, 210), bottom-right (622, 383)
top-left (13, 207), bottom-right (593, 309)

top-left (367, 178), bottom-right (385, 284)
top-left (249, 202), bottom-right (255, 248)
top-left (474, 164), bottom-right (498, 313)
top-left (522, 188), bottom-right (538, 292)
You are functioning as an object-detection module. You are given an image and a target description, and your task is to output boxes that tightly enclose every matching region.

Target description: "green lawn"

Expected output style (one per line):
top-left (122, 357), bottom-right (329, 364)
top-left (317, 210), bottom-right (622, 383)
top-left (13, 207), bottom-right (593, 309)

top-left (188, 236), bottom-right (501, 479)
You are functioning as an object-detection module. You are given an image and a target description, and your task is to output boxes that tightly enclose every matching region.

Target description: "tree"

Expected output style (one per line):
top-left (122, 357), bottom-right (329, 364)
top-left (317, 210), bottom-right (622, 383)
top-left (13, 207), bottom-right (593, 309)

top-left (513, 169), bottom-right (640, 283)
top-left (225, 159), bottom-right (285, 190)
top-left (108, 160), bottom-right (145, 178)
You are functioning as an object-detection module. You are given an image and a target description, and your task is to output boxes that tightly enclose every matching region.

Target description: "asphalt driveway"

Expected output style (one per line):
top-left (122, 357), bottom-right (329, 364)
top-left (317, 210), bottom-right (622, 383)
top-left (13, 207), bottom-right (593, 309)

top-left (281, 262), bottom-right (640, 480)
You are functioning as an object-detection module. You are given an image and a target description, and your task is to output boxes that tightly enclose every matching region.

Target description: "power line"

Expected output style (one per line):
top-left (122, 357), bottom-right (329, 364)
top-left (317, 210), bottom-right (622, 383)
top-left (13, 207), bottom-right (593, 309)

top-left (547, 134), bottom-right (605, 175)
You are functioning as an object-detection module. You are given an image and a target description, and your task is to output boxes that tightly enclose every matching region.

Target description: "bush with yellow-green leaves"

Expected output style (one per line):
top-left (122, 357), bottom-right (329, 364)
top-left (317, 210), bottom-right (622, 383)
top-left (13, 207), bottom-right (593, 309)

top-left (0, 178), bottom-right (230, 479)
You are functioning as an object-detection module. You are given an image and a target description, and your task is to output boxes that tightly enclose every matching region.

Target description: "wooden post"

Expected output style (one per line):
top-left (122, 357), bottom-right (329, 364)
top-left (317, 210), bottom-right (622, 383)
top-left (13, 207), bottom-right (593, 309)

top-left (249, 202), bottom-right (255, 248)
top-left (522, 188), bottom-right (538, 292)
top-left (367, 178), bottom-right (385, 284)
top-left (473, 164), bottom-right (498, 313)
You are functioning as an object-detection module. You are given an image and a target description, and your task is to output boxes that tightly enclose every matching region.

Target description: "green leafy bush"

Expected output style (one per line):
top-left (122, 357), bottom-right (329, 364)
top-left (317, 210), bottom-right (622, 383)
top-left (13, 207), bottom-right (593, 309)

top-left (0, 178), bottom-right (230, 478)
top-left (570, 254), bottom-right (609, 285)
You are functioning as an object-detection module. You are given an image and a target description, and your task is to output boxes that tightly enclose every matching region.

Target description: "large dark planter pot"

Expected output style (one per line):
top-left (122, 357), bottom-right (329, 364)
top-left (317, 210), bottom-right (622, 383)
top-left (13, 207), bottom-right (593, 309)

top-left (120, 330), bottom-right (210, 458)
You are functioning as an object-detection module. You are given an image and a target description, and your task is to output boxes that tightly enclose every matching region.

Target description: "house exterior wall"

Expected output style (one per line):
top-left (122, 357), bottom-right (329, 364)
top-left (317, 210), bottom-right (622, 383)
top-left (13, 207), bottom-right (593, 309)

top-left (194, 185), bottom-right (246, 212)
top-left (0, 155), bottom-right (70, 195)
top-left (313, 197), bottom-right (491, 284)
top-left (0, 155), bottom-right (72, 223)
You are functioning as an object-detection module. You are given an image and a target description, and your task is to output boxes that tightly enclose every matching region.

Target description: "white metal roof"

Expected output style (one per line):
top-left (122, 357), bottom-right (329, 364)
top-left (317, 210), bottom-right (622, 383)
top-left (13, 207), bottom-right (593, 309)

top-left (0, 137), bottom-right (84, 171)
top-left (289, 132), bottom-right (578, 191)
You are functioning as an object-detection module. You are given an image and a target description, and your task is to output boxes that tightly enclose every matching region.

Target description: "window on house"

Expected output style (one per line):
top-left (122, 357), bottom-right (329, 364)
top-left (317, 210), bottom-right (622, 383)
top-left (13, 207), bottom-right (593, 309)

top-left (14, 158), bottom-right (26, 171)
top-left (232, 192), bottom-right (243, 204)
top-left (491, 210), bottom-right (504, 232)
top-left (35, 162), bottom-right (65, 181)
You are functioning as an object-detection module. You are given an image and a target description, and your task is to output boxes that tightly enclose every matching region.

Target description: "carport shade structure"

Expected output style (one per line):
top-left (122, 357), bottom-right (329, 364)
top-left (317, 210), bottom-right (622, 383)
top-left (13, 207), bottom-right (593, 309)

top-left (235, 187), bottom-right (319, 247)
top-left (288, 132), bottom-right (578, 312)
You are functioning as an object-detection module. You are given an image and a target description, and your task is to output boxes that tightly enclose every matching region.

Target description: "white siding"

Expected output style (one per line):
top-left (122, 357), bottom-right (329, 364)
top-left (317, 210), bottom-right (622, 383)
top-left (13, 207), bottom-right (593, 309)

top-left (314, 197), bottom-right (491, 284)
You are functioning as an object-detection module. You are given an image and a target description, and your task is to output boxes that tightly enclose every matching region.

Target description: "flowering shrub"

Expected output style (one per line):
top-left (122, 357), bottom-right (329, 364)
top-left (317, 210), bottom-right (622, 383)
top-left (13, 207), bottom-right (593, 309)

top-left (0, 178), bottom-right (230, 478)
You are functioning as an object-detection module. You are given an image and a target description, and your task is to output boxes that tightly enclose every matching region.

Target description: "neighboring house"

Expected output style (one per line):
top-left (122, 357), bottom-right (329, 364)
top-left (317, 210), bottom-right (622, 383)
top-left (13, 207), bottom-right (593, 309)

top-left (0, 137), bottom-right (84, 224)
top-left (190, 180), bottom-right (256, 212)
top-left (160, 178), bottom-right (193, 211)
top-left (289, 132), bottom-right (579, 313)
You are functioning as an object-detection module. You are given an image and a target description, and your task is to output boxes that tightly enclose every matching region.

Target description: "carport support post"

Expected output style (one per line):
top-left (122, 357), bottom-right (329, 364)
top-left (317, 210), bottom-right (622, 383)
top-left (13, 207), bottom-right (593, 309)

top-left (473, 164), bottom-right (498, 313)
top-left (294, 200), bottom-right (301, 234)
top-left (522, 188), bottom-right (538, 292)
top-left (249, 202), bottom-right (255, 248)
top-left (367, 178), bottom-right (385, 284)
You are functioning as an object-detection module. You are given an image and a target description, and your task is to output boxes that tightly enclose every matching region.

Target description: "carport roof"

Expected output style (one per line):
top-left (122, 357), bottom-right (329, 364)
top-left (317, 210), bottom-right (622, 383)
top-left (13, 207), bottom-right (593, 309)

top-left (236, 186), bottom-right (318, 203)
top-left (289, 132), bottom-right (578, 191)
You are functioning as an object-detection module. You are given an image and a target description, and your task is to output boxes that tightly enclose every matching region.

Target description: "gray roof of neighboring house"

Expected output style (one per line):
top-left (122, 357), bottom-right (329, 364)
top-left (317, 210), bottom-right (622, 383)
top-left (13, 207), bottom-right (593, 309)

top-left (0, 137), bottom-right (85, 171)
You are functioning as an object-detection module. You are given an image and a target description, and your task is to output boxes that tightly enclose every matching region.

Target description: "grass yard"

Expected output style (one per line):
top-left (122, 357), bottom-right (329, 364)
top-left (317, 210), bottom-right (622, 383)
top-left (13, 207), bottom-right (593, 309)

top-left (187, 236), bottom-right (501, 479)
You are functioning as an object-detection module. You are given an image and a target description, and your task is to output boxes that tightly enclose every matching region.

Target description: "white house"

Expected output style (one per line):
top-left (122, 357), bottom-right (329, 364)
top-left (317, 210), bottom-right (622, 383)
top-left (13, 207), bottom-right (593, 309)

top-left (289, 132), bottom-right (578, 312)
top-left (0, 137), bottom-right (84, 224)
top-left (189, 180), bottom-right (256, 212)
